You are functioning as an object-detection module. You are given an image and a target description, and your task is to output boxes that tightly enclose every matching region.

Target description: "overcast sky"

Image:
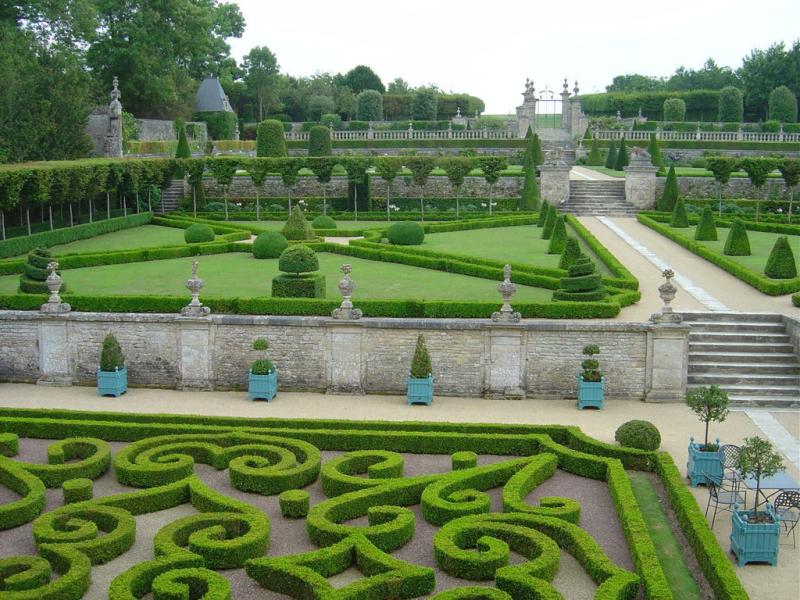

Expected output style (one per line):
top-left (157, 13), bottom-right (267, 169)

top-left (228, 0), bottom-right (799, 114)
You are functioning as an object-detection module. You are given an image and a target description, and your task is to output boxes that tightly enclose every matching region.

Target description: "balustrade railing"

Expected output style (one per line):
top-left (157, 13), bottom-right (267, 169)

top-left (284, 128), bottom-right (520, 141)
top-left (593, 129), bottom-right (800, 143)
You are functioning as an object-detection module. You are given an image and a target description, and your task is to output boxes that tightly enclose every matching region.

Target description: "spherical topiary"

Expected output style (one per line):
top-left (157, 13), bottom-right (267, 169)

top-left (764, 236), bottom-right (797, 279)
top-left (279, 489), bottom-right (310, 518)
top-left (615, 420), bottom-right (661, 451)
top-left (694, 205), bottom-right (718, 241)
top-left (252, 232), bottom-right (288, 259)
top-left (312, 215), bottom-right (337, 229)
top-left (278, 245), bottom-right (319, 275)
top-left (387, 221), bottom-right (424, 245)
top-left (723, 218), bottom-right (751, 256)
top-left (184, 224), bottom-right (215, 243)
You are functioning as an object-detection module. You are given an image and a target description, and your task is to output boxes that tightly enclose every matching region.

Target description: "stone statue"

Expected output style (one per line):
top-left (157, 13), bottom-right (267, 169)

top-left (104, 76), bottom-right (123, 158)
top-left (332, 264), bottom-right (362, 320)
top-left (491, 265), bottom-right (521, 323)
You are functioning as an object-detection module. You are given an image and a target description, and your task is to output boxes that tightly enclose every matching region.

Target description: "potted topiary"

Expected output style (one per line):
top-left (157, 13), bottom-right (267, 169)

top-left (97, 334), bottom-right (127, 397)
top-left (407, 334), bottom-right (433, 405)
top-left (685, 385), bottom-right (729, 486)
top-left (730, 436), bottom-right (784, 566)
top-left (248, 338), bottom-right (276, 401)
top-left (577, 344), bottom-right (603, 409)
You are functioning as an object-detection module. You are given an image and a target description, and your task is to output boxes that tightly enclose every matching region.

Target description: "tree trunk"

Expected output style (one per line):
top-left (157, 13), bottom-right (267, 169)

top-left (789, 186), bottom-right (795, 223)
top-left (322, 185), bottom-right (327, 216)
top-left (192, 186), bottom-right (197, 217)
top-left (106, 192), bottom-right (111, 220)
top-left (69, 204), bottom-right (73, 227)
top-left (420, 186), bottom-right (425, 222)
top-left (255, 191), bottom-right (260, 221)
top-left (223, 190), bottom-right (229, 220)
top-left (717, 181), bottom-right (722, 216)
top-left (354, 182), bottom-right (358, 222)
top-left (49, 205), bottom-right (53, 231)
top-left (88, 196), bottom-right (93, 223)
top-left (26, 207), bottom-right (31, 236)
top-left (123, 195), bottom-right (127, 217)
top-left (489, 186), bottom-right (493, 216)
top-left (0, 210), bottom-right (4, 240)
top-left (386, 182), bottom-right (391, 221)
top-left (755, 188), bottom-right (761, 223)
top-left (287, 186), bottom-right (292, 213)
top-left (148, 188), bottom-right (152, 212)
top-left (135, 192), bottom-right (140, 213)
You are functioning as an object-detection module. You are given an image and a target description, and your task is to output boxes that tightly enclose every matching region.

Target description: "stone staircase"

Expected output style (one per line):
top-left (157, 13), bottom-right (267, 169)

top-left (158, 180), bottom-right (186, 214)
top-left (560, 180), bottom-right (639, 217)
top-left (682, 312), bottom-right (800, 407)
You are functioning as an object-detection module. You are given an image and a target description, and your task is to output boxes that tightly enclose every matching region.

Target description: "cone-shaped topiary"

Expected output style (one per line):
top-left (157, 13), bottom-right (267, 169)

top-left (281, 205), bottom-right (316, 240)
top-left (537, 200), bottom-right (550, 227)
top-left (723, 218), bottom-right (751, 256)
top-left (99, 334), bottom-right (124, 372)
top-left (764, 236), bottom-right (797, 279)
top-left (558, 236), bottom-right (581, 269)
top-left (552, 254), bottom-right (605, 302)
top-left (547, 215), bottom-right (567, 254)
top-left (410, 334), bottom-right (432, 378)
top-left (658, 165), bottom-right (678, 212)
top-left (694, 205), bottom-right (718, 240)
top-left (613, 137), bottom-right (629, 171)
top-left (520, 161), bottom-right (540, 210)
top-left (604, 142), bottom-right (617, 169)
top-left (308, 125), bottom-right (332, 157)
top-left (670, 197), bottom-right (689, 227)
top-left (646, 133), bottom-right (664, 174)
top-left (256, 119), bottom-right (287, 157)
top-left (586, 137), bottom-right (603, 166)
top-left (541, 205), bottom-right (557, 239)
top-left (175, 119), bottom-right (191, 159)
top-left (531, 134), bottom-right (544, 167)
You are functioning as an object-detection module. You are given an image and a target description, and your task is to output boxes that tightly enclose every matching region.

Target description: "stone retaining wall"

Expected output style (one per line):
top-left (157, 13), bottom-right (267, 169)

top-left (0, 311), bottom-right (688, 402)
top-left (656, 176), bottom-right (790, 200)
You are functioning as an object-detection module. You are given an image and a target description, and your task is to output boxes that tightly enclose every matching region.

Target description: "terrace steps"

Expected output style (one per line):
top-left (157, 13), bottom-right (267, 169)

top-left (560, 180), bottom-right (639, 217)
top-left (159, 180), bottom-right (186, 214)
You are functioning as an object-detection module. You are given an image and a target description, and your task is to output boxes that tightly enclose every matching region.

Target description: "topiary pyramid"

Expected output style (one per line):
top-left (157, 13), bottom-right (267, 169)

top-left (646, 132), bottom-right (664, 174)
top-left (537, 200), bottom-right (550, 227)
top-left (764, 236), bottom-right (797, 279)
top-left (552, 254), bottom-right (605, 302)
top-left (658, 165), bottom-right (678, 212)
top-left (723, 218), bottom-right (751, 256)
top-left (694, 205), bottom-right (718, 241)
top-left (547, 215), bottom-right (567, 254)
top-left (586, 137), bottom-right (603, 166)
top-left (410, 334), bottom-right (432, 378)
top-left (99, 334), bottom-right (125, 372)
top-left (558, 236), bottom-right (581, 270)
top-left (614, 137), bottom-right (629, 171)
top-left (281, 205), bottom-right (316, 240)
top-left (541, 205), bottom-right (557, 239)
top-left (520, 160), bottom-right (540, 211)
top-left (175, 119), bottom-right (191, 159)
top-left (670, 197), bottom-right (689, 227)
top-left (604, 142), bottom-right (617, 170)
top-left (19, 247), bottom-right (65, 294)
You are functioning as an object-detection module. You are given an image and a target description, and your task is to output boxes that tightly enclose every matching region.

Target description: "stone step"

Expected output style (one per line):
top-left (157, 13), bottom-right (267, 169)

top-left (685, 321), bottom-right (787, 333)
top-left (687, 382), bottom-right (800, 397)
top-left (689, 362), bottom-right (800, 375)
top-left (689, 351), bottom-right (798, 364)
top-left (688, 341), bottom-right (795, 354)
top-left (688, 332), bottom-right (790, 344)
top-left (680, 312), bottom-right (785, 323)
top-left (687, 373), bottom-right (800, 387)
top-left (725, 394), bottom-right (800, 407)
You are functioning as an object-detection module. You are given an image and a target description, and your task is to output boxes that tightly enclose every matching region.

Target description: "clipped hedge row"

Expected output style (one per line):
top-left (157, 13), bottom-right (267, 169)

top-left (793, 292), bottom-right (800, 306)
top-left (640, 211), bottom-right (800, 236)
top-left (285, 139), bottom-right (526, 150)
top-left (638, 213), bottom-right (800, 294)
top-left (0, 545), bottom-right (91, 600)
top-left (0, 213), bottom-right (153, 259)
top-left (14, 437), bottom-right (111, 488)
top-left (0, 456), bottom-right (46, 530)
top-left (590, 139), bottom-right (800, 152)
top-left (501, 453), bottom-right (581, 524)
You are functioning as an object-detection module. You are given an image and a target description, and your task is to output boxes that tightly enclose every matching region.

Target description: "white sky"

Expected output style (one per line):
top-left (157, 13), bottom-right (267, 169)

top-left (228, 0), bottom-right (799, 114)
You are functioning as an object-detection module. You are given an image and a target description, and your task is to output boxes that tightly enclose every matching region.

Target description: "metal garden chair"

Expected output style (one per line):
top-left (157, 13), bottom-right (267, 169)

top-left (773, 490), bottom-right (800, 547)
top-left (718, 444), bottom-right (742, 489)
top-left (704, 471), bottom-right (745, 529)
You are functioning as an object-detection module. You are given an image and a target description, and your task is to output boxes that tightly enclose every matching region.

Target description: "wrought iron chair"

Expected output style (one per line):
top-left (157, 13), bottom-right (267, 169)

top-left (718, 444), bottom-right (742, 489)
top-left (773, 490), bottom-right (800, 547)
top-left (704, 472), bottom-right (745, 529)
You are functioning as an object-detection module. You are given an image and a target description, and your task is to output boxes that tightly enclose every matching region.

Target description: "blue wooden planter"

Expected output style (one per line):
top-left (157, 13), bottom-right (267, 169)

top-left (407, 374), bottom-right (433, 405)
top-left (248, 369), bottom-right (277, 401)
top-left (97, 367), bottom-right (127, 397)
top-left (686, 438), bottom-right (723, 487)
top-left (577, 376), bottom-right (604, 409)
top-left (730, 507), bottom-right (781, 566)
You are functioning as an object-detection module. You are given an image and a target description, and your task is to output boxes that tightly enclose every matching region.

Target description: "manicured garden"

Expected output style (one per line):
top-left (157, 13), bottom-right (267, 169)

top-left (0, 408), bottom-right (748, 600)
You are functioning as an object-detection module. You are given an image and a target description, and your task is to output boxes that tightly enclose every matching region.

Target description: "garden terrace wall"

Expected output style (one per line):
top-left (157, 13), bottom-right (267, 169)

top-left (0, 311), bottom-right (687, 401)
top-left (654, 177), bottom-right (792, 200)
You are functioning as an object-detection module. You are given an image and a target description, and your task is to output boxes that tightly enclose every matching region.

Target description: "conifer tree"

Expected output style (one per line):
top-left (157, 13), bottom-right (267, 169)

top-left (541, 205), bottom-right (557, 239)
top-left (520, 160), bottom-right (540, 210)
top-left (613, 137), bottom-right (629, 171)
top-left (175, 119), bottom-right (191, 159)
top-left (764, 236), bottom-right (797, 278)
top-left (604, 141), bottom-right (617, 170)
top-left (646, 132), bottom-right (664, 174)
top-left (658, 165), bottom-right (679, 212)
top-left (537, 200), bottom-right (550, 227)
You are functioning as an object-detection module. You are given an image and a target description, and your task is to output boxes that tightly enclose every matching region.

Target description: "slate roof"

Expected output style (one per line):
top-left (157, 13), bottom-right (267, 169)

top-left (194, 78), bottom-right (234, 113)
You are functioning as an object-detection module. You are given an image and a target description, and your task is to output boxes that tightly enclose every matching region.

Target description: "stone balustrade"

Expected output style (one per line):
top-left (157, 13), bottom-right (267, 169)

top-left (594, 129), bottom-right (800, 143)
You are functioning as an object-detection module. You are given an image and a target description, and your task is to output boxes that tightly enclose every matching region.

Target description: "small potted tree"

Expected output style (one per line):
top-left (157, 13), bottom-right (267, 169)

top-left (407, 334), bottom-right (433, 405)
top-left (577, 344), bottom-right (603, 409)
top-left (685, 385), bottom-right (729, 486)
top-left (248, 338), bottom-right (276, 401)
top-left (730, 436), bottom-right (784, 566)
top-left (97, 334), bottom-right (127, 397)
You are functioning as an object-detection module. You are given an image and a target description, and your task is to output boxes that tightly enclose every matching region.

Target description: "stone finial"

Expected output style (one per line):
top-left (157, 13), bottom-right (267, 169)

top-left (181, 260), bottom-right (211, 317)
top-left (650, 269), bottom-right (682, 323)
top-left (40, 261), bottom-right (71, 314)
top-left (562, 77), bottom-right (569, 94)
top-left (573, 81), bottom-right (580, 96)
top-left (332, 264), bottom-right (362, 320)
top-left (110, 76), bottom-right (121, 102)
top-left (616, 110), bottom-right (622, 121)
top-left (491, 265), bottom-right (521, 323)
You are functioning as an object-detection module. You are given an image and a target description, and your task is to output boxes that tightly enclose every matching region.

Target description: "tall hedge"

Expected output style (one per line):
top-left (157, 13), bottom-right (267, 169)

top-left (694, 206), bottom-right (717, 241)
top-left (658, 165), bottom-right (678, 212)
top-left (356, 90), bottom-right (383, 121)
top-left (723, 218), bottom-right (751, 256)
top-left (613, 137), bottom-right (629, 171)
top-left (663, 98), bottom-right (686, 122)
top-left (717, 86), bottom-right (744, 123)
top-left (308, 126), bottom-right (332, 157)
top-left (764, 236), bottom-right (797, 278)
top-left (768, 86), bottom-right (798, 124)
top-left (256, 120), bottom-right (287, 157)
top-left (670, 197), bottom-right (689, 227)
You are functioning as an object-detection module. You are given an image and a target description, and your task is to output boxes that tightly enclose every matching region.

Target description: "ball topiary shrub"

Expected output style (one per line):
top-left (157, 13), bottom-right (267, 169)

top-left (694, 205), bottom-right (718, 241)
top-left (615, 420), bottom-right (661, 451)
top-left (312, 215), bottom-right (337, 229)
top-left (723, 218), bottom-right (751, 256)
top-left (250, 338), bottom-right (274, 375)
top-left (387, 221), bottom-right (424, 245)
top-left (273, 245), bottom-right (325, 298)
top-left (279, 489), bottom-right (310, 518)
top-left (252, 232), bottom-right (288, 259)
top-left (278, 245), bottom-right (318, 274)
top-left (184, 224), bottom-right (215, 243)
top-left (764, 236), bottom-right (797, 279)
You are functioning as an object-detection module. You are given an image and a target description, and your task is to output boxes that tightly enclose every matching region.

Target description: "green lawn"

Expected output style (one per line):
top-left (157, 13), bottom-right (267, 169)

top-left (687, 225), bottom-right (799, 274)
top-left (420, 225), bottom-right (613, 276)
top-left (0, 252), bottom-right (552, 301)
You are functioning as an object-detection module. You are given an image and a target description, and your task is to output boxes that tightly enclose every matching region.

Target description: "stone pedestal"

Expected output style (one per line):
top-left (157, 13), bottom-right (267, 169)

top-left (177, 317), bottom-right (213, 390)
top-left (539, 164), bottom-right (571, 206)
top-left (485, 327), bottom-right (526, 399)
top-left (624, 150), bottom-right (659, 209)
top-left (37, 318), bottom-right (72, 386)
top-left (645, 323), bottom-right (690, 402)
top-left (326, 323), bottom-right (364, 394)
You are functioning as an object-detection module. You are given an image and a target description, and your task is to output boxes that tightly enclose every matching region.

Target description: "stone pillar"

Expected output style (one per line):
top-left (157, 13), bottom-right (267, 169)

top-left (623, 148), bottom-right (659, 209)
top-left (177, 317), bottom-right (213, 390)
top-left (37, 317), bottom-right (73, 386)
top-left (326, 322), bottom-right (364, 394)
top-left (538, 164), bottom-right (571, 206)
top-left (645, 324), bottom-right (690, 402)
top-left (560, 78), bottom-right (571, 133)
top-left (485, 326), bottom-right (526, 399)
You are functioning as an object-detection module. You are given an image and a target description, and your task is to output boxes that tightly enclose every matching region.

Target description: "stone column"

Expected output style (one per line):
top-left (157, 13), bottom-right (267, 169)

top-left (326, 322), bottom-right (364, 394)
top-left (37, 316), bottom-right (73, 386)
top-left (623, 149), bottom-right (659, 209)
top-left (484, 326), bottom-right (526, 399)
top-left (645, 324), bottom-right (690, 402)
top-left (539, 164), bottom-right (571, 206)
top-left (560, 78), bottom-right (571, 133)
top-left (177, 317), bottom-right (213, 390)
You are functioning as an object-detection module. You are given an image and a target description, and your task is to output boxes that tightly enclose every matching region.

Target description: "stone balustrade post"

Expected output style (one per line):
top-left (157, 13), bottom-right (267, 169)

top-left (623, 149), bottom-right (659, 209)
top-left (538, 164), bottom-right (571, 207)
